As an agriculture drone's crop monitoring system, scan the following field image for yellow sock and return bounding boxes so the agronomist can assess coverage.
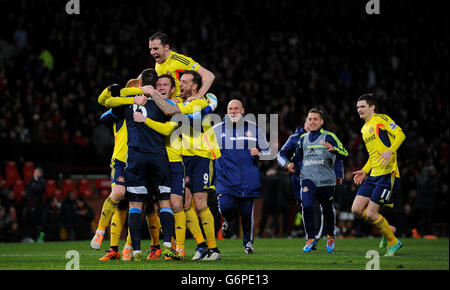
[110,209,127,247]
[126,228,132,248]
[98,196,119,231]
[373,214,398,246]
[360,209,369,222]
[185,207,205,245]
[198,207,217,249]
[146,212,161,246]
[174,209,186,250]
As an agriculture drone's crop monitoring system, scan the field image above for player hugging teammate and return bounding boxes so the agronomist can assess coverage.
[91,32,221,261]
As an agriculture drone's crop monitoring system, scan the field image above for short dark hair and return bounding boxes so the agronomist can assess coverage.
[358,93,377,107]
[308,108,324,120]
[182,70,202,90]
[149,32,170,46]
[141,68,158,87]
[158,73,175,88]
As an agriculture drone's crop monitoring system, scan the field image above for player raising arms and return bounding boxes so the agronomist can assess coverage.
[149,32,215,99]
[351,94,406,257]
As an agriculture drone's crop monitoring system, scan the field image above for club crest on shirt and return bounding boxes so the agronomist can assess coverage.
[369,126,374,133]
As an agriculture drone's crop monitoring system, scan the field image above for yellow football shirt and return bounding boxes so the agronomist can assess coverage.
[112,119,128,163]
[97,87,130,163]
[178,98,221,160]
[361,113,405,177]
[155,51,201,98]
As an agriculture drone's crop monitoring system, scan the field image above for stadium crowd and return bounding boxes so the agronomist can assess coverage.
[0,0,448,242]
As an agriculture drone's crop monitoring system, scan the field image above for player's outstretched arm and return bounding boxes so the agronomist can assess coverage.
[133,112,178,136]
[324,133,349,158]
[98,87,112,106]
[105,96,144,108]
[194,67,215,99]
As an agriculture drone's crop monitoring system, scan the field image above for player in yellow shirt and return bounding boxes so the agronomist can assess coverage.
[90,83,143,253]
[351,94,406,257]
[91,79,165,261]
[142,70,221,260]
[149,32,215,99]
[137,73,219,259]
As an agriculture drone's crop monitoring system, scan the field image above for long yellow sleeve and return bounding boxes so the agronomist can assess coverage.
[389,130,406,153]
[144,119,178,136]
[98,87,112,106]
[105,97,134,108]
[362,159,372,174]
[99,87,143,107]
[120,87,143,96]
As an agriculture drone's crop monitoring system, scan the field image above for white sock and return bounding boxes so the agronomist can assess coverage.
[96,229,105,235]
[133,250,141,256]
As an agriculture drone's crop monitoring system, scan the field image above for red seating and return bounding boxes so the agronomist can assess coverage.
[78,178,94,199]
[22,161,35,185]
[45,179,58,198]
[99,188,110,198]
[80,189,94,199]
[95,178,111,198]
[5,161,20,187]
[62,178,76,197]
[13,179,26,203]
[53,189,64,199]
[95,178,111,190]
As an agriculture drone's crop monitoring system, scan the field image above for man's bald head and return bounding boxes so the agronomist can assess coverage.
[227,99,245,122]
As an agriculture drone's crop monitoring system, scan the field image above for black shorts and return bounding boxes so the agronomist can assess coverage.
[125,148,171,202]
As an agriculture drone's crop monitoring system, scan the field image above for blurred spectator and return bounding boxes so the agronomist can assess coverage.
[335,171,358,237]
[25,167,45,203]
[0,206,21,242]
[73,197,94,240]
[20,196,42,241]
[41,196,62,241]
[61,190,78,240]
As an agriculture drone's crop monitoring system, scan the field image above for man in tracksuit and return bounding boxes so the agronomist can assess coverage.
[278,122,344,240]
[287,108,348,253]
[278,122,324,239]
[213,99,271,254]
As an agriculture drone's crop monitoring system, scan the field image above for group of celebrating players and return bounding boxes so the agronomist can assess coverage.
[89,31,406,262]
[90,32,221,261]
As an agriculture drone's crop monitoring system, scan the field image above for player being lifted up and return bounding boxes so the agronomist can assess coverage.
[149,32,215,99]
[351,94,405,257]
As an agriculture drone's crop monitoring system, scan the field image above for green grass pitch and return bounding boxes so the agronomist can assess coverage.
[0,237,448,270]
